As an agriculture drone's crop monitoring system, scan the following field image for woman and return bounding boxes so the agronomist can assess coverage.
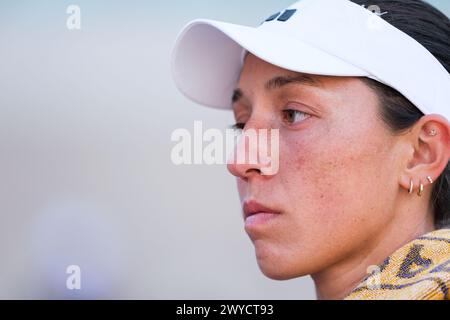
[171,0,450,299]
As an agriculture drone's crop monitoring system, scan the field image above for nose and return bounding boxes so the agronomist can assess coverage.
[226,124,274,179]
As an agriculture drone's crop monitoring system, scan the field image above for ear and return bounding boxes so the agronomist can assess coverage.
[399,114,450,194]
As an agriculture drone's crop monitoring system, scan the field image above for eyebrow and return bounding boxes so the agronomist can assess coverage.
[231,74,322,104]
[265,74,321,90]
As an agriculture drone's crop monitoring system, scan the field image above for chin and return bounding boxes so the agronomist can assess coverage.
[259,266,296,280]
[256,259,311,280]
[253,247,312,280]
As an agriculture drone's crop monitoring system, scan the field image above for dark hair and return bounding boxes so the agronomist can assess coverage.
[351,0,450,228]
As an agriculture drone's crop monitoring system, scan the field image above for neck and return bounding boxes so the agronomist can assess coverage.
[311,198,435,300]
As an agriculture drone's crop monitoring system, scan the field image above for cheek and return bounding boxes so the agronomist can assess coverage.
[279,123,395,232]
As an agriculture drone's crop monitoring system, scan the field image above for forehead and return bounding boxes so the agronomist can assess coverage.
[238,54,326,88]
[239,54,293,79]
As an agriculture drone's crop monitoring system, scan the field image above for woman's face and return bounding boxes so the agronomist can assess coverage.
[227,54,404,279]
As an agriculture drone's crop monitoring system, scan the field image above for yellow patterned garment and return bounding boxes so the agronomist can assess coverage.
[345,229,450,300]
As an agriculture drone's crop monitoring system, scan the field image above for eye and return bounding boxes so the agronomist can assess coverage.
[282,109,311,125]
[230,123,246,130]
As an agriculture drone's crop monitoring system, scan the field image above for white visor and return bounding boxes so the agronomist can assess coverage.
[171,0,450,121]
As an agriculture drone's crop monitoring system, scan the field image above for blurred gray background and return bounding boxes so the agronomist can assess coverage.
[0,0,449,299]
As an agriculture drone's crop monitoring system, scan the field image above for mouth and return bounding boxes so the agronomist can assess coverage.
[243,199,281,228]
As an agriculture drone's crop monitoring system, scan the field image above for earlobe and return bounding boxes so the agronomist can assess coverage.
[402,176,434,197]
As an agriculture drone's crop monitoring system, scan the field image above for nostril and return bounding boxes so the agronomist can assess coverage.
[245,168,262,176]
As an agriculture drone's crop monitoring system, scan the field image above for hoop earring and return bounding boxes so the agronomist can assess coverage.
[408,180,414,194]
[417,182,424,197]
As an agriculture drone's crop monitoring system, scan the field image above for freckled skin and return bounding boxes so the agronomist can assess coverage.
[228,54,404,280]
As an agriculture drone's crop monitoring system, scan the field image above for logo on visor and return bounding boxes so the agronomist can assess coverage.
[262,9,297,24]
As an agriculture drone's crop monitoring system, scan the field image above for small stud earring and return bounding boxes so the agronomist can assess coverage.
[417,182,424,197]
[427,176,434,184]
[408,180,414,194]
[429,129,437,136]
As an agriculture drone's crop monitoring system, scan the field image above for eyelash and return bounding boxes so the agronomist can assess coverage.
[282,109,311,125]
[230,109,311,130]
[230,123,245,130]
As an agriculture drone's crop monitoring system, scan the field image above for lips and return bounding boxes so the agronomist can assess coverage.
[243,200,279,220]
